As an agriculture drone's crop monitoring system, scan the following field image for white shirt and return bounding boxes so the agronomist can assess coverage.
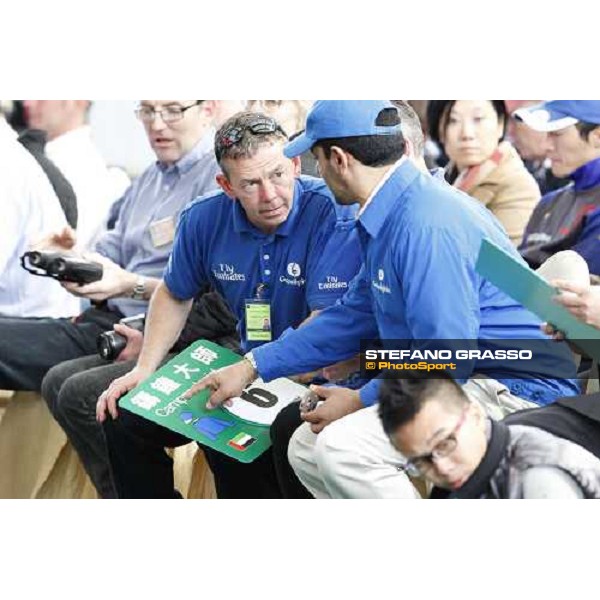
[46,126,130,249]
[0,118,80,318]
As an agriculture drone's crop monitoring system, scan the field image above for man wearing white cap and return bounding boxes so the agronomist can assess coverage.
[514,101,600,276]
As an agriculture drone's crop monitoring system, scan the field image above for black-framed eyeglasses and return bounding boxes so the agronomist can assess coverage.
[135,101,203,124]
[215,116,286,161]
[403,406,468,477]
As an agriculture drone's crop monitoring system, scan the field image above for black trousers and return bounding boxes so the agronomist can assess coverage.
[41,354,136,499]
[270,401,313,498]
[104,408,283,499]
[0,307,121,391]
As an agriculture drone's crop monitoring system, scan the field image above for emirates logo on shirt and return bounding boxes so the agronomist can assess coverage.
[212,263,246,282]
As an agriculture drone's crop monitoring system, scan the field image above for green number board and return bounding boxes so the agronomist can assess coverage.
[119,340,297,463]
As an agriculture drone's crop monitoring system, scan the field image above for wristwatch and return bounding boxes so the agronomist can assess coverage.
[131,276,146,301]
[243,351,258,378]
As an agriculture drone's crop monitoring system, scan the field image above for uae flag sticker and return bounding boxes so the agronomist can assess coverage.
[228,432,257,452]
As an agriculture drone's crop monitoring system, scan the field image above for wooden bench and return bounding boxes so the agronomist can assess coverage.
[0,391,216,499]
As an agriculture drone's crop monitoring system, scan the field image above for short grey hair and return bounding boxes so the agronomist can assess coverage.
[391,100,425,157]
[215,111,288,170]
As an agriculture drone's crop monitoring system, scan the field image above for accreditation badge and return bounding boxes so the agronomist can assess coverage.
[149,216,176,247]
[245,299,272,342]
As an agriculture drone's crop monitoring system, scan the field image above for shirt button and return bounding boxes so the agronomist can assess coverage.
[264,254,270,260]
[265,270,271,276]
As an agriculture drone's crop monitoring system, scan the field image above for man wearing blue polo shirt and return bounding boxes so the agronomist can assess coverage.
[98,111,362,498]
[194,101,579,499]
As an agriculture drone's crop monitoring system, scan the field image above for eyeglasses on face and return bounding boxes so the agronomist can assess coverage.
[135,101,203,124]
[403,405,469,478]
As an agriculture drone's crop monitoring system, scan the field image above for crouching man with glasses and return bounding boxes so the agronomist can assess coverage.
[378,372,600,499]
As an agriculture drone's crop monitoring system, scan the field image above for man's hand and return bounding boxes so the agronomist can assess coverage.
[181,359,256,410]
[301,385,363,434]
[62,252,136,302]
[551,279,600,330]
[542,322,588,357]
[96,366,153,422]
[114,323,144,362]
[542,322,565,341]
[30,225,77,252]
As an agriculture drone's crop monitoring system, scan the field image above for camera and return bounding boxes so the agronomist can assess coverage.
[97,314,146,361]
[298,389,322,413]
[21,251,103,285]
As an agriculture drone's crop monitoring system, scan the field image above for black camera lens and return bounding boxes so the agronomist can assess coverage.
[27,251,44,267]
[97,331,127,361]
[48,258,67,276]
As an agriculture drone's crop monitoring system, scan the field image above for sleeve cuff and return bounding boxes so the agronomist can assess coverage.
[359,378,382,407]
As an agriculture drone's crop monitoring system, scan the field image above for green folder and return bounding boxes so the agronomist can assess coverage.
[119,340,304,463]
[476,239,600,360]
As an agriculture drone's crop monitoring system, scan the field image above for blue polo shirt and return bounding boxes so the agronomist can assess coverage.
[253,160,579,406]
[164,176,361,351]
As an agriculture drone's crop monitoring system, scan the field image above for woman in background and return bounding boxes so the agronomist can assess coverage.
[427,100,539,245]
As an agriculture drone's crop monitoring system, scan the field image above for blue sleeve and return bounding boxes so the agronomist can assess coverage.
[253,266,379,380]
[572,208,600,275]
[94,184,135,264]
[359,378,382,407]
[305,206,362,310]
[163,207,209,300]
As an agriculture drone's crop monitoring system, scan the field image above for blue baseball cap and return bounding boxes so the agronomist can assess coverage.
[513,100,600,132]
[284,100,402,158]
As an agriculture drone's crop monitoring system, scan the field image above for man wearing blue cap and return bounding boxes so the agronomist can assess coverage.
[192,101,579,499]
[97,111,363,498]
[514,101,600,275]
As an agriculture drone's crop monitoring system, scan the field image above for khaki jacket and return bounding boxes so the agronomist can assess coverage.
[451,141,540,245]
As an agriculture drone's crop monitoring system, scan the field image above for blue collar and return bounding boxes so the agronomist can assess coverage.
[232,177,302,238]
[571,156,600,192]
[157,128,215,176]
[358,160,421,239]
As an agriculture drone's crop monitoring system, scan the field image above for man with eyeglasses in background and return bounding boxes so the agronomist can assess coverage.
[0,100,224,497]
[96,111,363,499]
[378,372,600,499]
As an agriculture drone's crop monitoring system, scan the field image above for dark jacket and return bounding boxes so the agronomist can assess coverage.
[519,157,600,275]
[172,288,240,354]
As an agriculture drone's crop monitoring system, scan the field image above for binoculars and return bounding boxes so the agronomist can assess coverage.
[97,314,146,361]
[21,251,103,285]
